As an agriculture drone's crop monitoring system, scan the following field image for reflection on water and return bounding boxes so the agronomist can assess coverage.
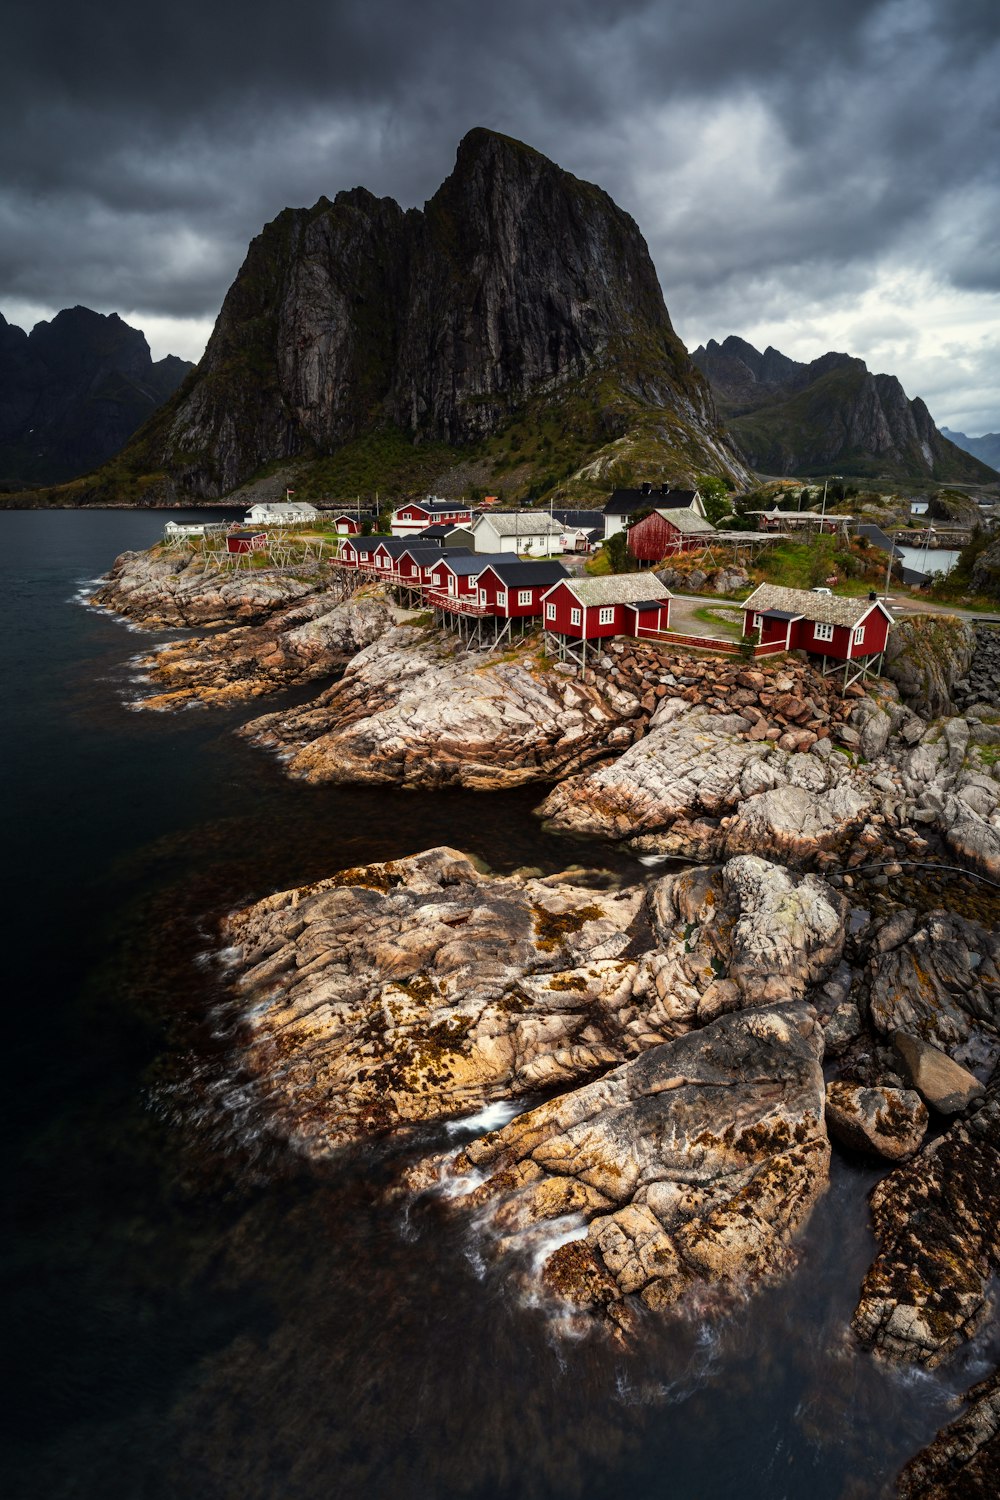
[3,509,994,1500]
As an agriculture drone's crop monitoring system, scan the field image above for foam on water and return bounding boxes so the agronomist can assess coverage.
[445,1099,524,1137]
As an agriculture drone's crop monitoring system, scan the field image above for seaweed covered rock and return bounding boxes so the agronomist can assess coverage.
[897,1369,1000,1499]
[419,1004,829,1329]
[824,1081,927,1160]
[852,1085,1000,1366]
[222,846,647,1153]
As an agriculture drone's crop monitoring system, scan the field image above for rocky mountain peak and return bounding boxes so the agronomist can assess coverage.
[68,131,744,503]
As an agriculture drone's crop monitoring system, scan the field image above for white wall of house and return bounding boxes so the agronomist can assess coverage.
[472,518,555,555]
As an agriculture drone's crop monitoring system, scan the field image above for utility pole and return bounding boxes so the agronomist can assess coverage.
[821,477,828,518]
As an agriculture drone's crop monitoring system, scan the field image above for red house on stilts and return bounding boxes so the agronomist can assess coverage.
[742,584,893,686]
[541,575,672,666]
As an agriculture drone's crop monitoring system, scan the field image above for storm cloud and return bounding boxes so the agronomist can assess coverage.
[3,0,998,430]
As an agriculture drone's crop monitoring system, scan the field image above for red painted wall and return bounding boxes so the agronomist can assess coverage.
[477,569,548,617]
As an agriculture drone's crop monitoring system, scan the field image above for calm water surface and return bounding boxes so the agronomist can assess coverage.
[2,510,994,1499]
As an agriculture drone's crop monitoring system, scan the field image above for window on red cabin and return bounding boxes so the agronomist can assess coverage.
[814,622,834,643]
[498,591,508,609]
[518,589,531,606]
[598,606,615,624]
[853,624,865,644]
[545,603,556,621]
[570,607,582,625]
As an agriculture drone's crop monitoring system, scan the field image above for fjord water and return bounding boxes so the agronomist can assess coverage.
[1,510,988,1499]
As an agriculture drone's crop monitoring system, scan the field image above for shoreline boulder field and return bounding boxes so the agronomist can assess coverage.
[92,542,1000,1489]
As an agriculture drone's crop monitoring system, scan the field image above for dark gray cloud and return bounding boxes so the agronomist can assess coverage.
[2,0,998,428]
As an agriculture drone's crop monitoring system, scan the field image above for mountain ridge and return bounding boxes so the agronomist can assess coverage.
[0,306,193,488]
[16,129,748,507]
[692,334,997,483]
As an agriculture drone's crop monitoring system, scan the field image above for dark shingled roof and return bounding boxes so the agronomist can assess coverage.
[430,553,509,576]
[398,545,472,565]
[604,485,699,514]
[478,560,570,587]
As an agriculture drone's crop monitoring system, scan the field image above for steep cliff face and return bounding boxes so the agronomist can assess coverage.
[59,130,744,502]
[692,335,997,482]
[0,307,192,487]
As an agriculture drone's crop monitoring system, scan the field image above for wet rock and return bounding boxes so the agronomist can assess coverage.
[822,1002,863,1058]
[91,546,323,628]
[222,846,647,1153]
[892,1033,987,1115]
[825,1080,927,1160]
[424,1004,829,1327]
[133,592,393,709]
[897,1368,1000,1499]
[852,1085,1000,1366]
[866,911,1000,1075]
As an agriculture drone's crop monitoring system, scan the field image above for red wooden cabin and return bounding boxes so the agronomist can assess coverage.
[395,545,471,588]
[390,499,474,536]
[742,584,893,660]
[331,514,361,534]
[226,530,267,555]
[541,576,671,641]
[425,554,507,603]
[627,508,716,561]
[475,561,570,618]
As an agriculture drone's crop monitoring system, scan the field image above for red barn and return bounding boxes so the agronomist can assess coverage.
[541,575,671,663]
[476,560,570,619]
[627,507,716,561]
[742,584,893,679]
[331,514,361,534]
[226,530,267,555]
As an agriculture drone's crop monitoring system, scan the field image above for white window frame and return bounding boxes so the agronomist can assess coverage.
[469,575,478,588]
[853,624,865,645]
[753,613,763,629]
[517,589,532,606]
[598,606,615,625]
[814,621,834,643]
[497,591,508,609]
[545,603,556,621]
[570,607,582,626]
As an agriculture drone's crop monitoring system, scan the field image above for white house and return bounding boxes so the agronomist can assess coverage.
[245,501,319,526]
[470,511,563,556]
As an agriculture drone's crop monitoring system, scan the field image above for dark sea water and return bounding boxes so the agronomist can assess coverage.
[2,509,994,1500]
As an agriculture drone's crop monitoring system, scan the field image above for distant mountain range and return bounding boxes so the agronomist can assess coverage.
[940,427,1000,472]
[691,335,998,483]
[13,130,748,507]
[0,307,193,488]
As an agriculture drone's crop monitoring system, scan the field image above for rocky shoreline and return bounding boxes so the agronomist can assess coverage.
[93,542,1000,1489]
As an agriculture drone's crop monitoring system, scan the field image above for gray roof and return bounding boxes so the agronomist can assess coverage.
[653,507,715,535]
[430,553,509,576]
[744,583,890,628]
[555,574,671,607]
[474,512,563,537]
[477,560,570,587]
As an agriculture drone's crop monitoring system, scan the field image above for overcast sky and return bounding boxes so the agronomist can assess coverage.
[3,0,998,432]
